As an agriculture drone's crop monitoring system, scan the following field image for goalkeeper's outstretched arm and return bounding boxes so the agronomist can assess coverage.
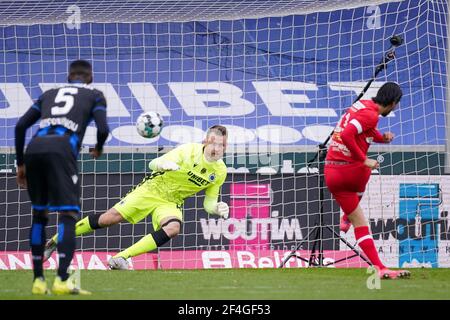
[204,196,229,218]
[203,176,229,218]
[148,144,191,171]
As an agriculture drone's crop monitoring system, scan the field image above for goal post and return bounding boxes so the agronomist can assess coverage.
[1,0,449,270]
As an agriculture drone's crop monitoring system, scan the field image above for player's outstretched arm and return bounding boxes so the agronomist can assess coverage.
[149,158,180,171]
[148,144,191,171]
[204,196,229,219]
[204,171,228,218]
[373,129,394,143]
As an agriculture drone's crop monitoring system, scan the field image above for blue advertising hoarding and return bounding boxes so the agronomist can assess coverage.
[0,0,447,147]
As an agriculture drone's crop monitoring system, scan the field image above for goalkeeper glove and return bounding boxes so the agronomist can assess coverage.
[157,160,180,171]
[215,202,229,219]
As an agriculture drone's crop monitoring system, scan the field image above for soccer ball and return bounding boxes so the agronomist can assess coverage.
[136,111,163,138]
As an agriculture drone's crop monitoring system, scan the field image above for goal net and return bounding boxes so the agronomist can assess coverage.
[1,0,449,270]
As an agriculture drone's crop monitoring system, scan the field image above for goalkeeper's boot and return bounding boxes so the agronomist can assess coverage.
[52,275,92,295]
[31,277,50,295]
[43,238,57,262]
[339,215,352,233]
[378,268,411,279]
[108,256,130,270]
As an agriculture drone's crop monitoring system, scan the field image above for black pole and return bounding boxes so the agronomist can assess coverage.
[308,35,403,165]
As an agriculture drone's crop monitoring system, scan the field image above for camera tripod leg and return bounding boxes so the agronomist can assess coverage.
[324,225,372,266]
[278,225,319,268]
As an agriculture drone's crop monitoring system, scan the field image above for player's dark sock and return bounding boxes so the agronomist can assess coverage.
[63,214,101,240]
[30,214,48,279]
[115,229,172,259]
[57,214,77,281]
[88,213,103,229]
[152,228,171,247]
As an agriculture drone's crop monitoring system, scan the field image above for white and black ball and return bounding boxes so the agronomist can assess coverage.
[136,111,163,138]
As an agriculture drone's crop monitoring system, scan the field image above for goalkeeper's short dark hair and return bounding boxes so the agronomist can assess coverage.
[68,60,93,84]
[372,82,402,107]
[207,125,227,138]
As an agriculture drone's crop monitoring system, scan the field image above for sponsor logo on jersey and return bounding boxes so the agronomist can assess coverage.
[187,171,210,187]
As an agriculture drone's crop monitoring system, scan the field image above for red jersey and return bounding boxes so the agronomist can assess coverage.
[326,99,385,163]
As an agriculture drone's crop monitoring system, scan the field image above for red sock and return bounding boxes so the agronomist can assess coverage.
[354,226,385,269]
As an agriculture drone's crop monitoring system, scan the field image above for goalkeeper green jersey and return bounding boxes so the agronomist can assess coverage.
[145,143,227,205]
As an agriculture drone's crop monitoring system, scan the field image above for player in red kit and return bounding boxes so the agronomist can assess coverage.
[324,82,410,279]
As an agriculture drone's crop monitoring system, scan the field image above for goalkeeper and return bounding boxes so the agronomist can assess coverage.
[44,125,229,270]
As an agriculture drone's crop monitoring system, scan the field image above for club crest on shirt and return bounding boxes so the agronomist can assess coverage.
[201,168,207,174]
[209,173,216,181]
[366,137,374,144]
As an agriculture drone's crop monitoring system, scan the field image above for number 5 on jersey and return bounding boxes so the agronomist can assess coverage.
[51,87,78,115]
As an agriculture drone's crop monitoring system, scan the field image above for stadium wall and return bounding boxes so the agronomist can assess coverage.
[0,151,445,175]
[1,173,450,269]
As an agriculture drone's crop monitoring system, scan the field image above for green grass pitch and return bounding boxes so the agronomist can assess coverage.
[1,268,449,300]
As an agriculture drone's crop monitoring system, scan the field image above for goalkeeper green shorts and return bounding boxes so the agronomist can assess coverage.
[113,182,182,231]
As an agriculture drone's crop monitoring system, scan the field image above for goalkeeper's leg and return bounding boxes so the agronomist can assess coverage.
[44,208,125,261]
[109,204,182,270]
[109,217,181,270]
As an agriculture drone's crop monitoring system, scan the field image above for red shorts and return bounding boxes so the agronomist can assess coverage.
[324,161,372,215]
